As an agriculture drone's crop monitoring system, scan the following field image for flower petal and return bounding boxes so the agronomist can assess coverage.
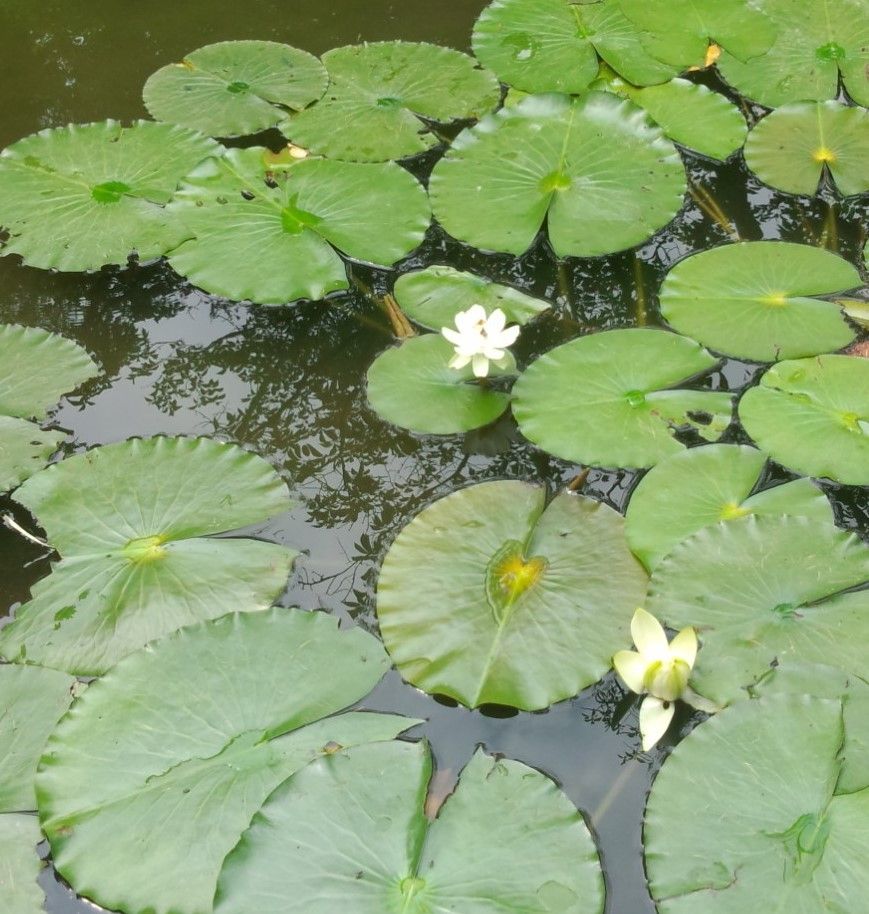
[482,345,506,361]
[472,353,490,378]
[495,324,521,348]
[669,626,698,668]
[449,353,471,369]
[466,304,487,327]
[639,696,675,751]
[613,650,648,695]
[631,608,670,660]
[682,687,720,715]
[441,327,464,346]
[485,308,507,334]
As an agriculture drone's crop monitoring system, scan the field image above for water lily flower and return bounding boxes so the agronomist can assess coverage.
[441,304,520,378]
[613,607,717,751]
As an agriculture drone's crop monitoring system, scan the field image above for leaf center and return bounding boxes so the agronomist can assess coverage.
[122,535,167,563]
[280,195,323,234]
[376,96,403,109]
[91,181,132,203]
[486,540,548,624]
[539,170,572,194]
[624,389,647,408]
[771,812,831,884]
[812,146,837,164]
[719,501,750,521]
[815,42,846,62]
[226,80,251,94]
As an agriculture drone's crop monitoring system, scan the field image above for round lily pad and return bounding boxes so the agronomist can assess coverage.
[430,91,686,258]
[143,40,328,138]
[646,515,869,706]
[366,335,515,435]
[0,417,65,494]
[739,355,869,485]
[167,147,430,304]
[659,242,861,361]
[0,436,295,674]
[513,329,733,469]
[216,741,605,914]
[0,814,44,914]
[377,480,648,709]
[744,101,869,197]
[37,609,414,914]
[282,42,500,162]
[646,694,869,914]
[626,444,833,571]
[0,120,220,271]
[717,0,869,108]
[393,266,551,332]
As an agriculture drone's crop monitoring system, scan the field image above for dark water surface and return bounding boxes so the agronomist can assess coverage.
[1,3,867,914]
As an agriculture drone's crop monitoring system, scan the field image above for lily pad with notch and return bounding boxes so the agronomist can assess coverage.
[281,42,500,162]
[513,328,733,469]
[0,436,296,675]
[377,480,648,709]
[143,40,328,138]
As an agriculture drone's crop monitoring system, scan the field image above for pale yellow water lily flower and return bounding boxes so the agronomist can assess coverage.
[614,607,717,751]
[441,304,520,378]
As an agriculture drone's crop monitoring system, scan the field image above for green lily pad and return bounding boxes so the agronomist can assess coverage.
[646,515,869,706]
[471,0,678,95]
[366,335,516,435]
[430,92,686,258]
[619,0,776,69]
[645,694,869,914]
[143,40,328,138]
[216,741,605,914]
[513,329,733,469]
[626,444,833,571]
[0,417,65,494]
[739,355,869,485]
[281,42,500,162]
[0,436,295,674]
[0,120,220,271]
[717,0,869,108]
[167,147,430,304]
[393,266,551,331]
[659,242,861,361]
[377,480,648,709]
[0,665,77,813]
[0,815,44,914]
[37,608,415,914]
[744,101,869,197]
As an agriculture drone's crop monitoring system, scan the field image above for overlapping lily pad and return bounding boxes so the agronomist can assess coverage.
[429,92,686,258]
[659,242,861,361]
[0,436,295,674]
[645,694,869,913]
[0,815,44,914]
[281,42,500,162]
[744,101,869,197]
[0,120,220,271]
[626,444,832,571]
[393,266,551,331]
[377,480,647,709]
[646,515,869,706]
[366,335,516,435]
[37,609,415,914]
[167,147,430,304]
[717,0,869,108]
[739,355,869,485]
[143,40,328,137]
[513,329,732,469]
[215,741,605,914]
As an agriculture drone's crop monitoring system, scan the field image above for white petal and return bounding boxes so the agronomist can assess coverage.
[494,324,521,348]
[485,308,507,334]
[466,304,488,327]
[613,650,648,695]
[682,687,720,715]
[441,327,464,346]
[669,626,698,668]
[454,308,476,334]
[472,354,490,378]
[482,345,506,361]
[449,353,471,369]
[631,608,670,660]
[639,696,675,751]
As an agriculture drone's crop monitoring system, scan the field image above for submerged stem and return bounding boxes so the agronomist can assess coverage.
[2,513,51,548]
[688,183,739,240]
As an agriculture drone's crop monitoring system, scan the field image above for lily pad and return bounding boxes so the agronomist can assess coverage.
[626,444,833,571]
[0,120,220,271]
[366,335,515,435]
[216,741,605,914]
[658,242,861,361]
[717,0,869,108]
[143,40,328,138]
[0,417,65,494]
[167,147,430,304]
[37,609,415,914]
[393,266,551,331]
[471,0,677,95]
[281,42,500,162]
[743,101,869,197]
[646,515,869,706]
[0,665,76,813]
[513,329,733,469]
[377,480,648,709]
[430,92,686,258]
[739,355,869,485]
[0,815,44,914]
[645,694,869,913]
[0,436,295,674]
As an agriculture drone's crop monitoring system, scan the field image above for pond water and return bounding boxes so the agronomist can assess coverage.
[1,3,867,914]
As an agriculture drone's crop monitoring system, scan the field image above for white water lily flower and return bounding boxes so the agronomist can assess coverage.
[441,304,520,378]
[613,608,717,752]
